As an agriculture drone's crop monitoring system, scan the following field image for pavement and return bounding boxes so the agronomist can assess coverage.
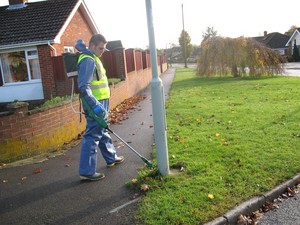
[0,66,299,225]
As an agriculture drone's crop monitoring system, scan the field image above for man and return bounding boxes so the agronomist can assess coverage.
[75,34,124,181]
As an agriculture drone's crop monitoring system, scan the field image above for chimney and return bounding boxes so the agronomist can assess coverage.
[9,0,28,5]
[264,31,268,37]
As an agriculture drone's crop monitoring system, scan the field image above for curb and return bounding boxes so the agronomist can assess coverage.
[203,173,300,225]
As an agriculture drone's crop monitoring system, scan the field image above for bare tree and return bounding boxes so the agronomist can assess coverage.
[197,37,286,77]
[284,25,297,36]
[202,27,218,43]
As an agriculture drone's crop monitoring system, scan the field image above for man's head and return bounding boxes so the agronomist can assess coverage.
[89,34,107,57]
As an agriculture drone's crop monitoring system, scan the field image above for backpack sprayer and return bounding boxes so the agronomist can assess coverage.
[63,53,153,169]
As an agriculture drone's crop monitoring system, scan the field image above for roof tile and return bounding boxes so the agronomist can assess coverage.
[0,0,79,46]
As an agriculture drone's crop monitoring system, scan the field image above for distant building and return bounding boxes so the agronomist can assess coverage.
[285,28,300,55]
[187,47,201,63]
[165,46,201,63]
[252,31,290,56]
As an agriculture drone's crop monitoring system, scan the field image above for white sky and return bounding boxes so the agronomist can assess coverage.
[1,0,299,49]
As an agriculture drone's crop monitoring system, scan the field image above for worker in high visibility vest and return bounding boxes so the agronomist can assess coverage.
[75,35,124,181]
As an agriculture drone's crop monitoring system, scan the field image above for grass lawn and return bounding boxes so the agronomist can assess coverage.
[136,68,300,224]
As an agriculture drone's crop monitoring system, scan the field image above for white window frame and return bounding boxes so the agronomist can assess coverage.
[64,46,75,53]
[0,47,41,86]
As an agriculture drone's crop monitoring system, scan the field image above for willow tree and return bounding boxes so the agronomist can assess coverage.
[197,37,286,77]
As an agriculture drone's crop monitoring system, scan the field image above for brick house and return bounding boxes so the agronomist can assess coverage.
[0,0,97,102]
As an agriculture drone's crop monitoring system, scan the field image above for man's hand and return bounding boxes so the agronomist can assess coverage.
[93,104,107,119]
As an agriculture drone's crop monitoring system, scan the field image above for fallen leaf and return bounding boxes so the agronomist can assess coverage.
[130,193,140,199]
[34,168,41,174]
[208,194,215,199]
[180,139,185,143]
[216,133,220,137]
[282,193,288,199]
[179,196,185,203]
[144,176,151,181]
[131,178,138,184]
[140,184,150,192]
[237,215,248,225]
[287,187,296,197]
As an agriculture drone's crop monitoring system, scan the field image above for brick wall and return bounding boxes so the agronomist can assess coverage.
[0,100,86,163]
[109,67,153,109]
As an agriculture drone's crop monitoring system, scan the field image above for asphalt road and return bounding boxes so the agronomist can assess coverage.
[259,190,300,225]
[283,62,300,77]
[0,69,175,225]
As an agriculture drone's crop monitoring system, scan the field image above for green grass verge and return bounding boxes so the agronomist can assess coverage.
[108,78,122,85]
[34,95,72,109]
[136,68,300,224]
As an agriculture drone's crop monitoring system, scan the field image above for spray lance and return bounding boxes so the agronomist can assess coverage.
[80,97,153,168]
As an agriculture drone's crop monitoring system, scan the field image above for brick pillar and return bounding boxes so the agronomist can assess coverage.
[38,45,56,100]
[113,48,127,80]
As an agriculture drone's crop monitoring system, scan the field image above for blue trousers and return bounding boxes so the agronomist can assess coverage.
[79,99,116,176]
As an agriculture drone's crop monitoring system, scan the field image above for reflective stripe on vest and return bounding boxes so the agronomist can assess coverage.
[78,54,110,100]
[90,83,109,90]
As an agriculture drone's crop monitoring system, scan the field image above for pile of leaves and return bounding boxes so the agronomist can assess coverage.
[109,95,146,124]
[237,183,300,225]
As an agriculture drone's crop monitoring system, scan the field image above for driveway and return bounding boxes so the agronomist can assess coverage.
[283,62,300,77]
[172,62,300,77]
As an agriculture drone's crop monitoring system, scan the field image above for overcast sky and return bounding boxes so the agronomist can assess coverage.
[1,0,299,49]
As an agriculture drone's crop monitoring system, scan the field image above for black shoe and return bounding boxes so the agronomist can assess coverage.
[107,156,125,167]
[80,172,105,181]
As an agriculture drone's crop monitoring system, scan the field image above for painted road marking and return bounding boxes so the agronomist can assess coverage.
[109,197,141,213]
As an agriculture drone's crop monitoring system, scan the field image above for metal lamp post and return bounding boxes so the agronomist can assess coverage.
[182,4,187,68]
[145,0,169,175]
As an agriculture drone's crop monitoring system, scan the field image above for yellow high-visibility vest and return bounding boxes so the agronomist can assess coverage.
[78,54,110,100]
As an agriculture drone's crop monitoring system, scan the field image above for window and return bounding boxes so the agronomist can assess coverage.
[64,46,75,53]
[0,48,41,84]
